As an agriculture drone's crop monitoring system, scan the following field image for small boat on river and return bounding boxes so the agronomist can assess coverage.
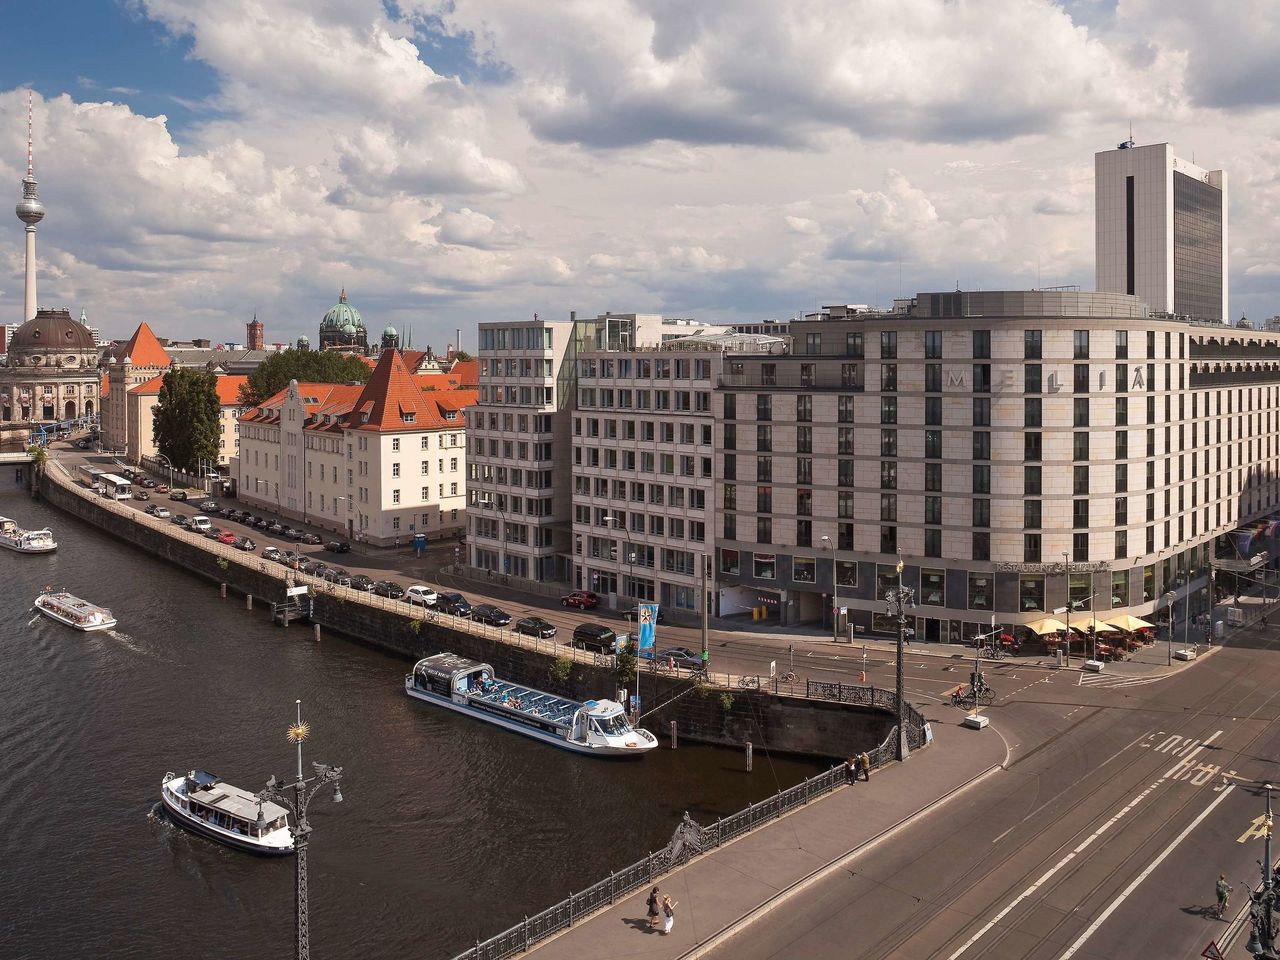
[33,591,116,632]
[0,517,57,553]
[406,652,658,756]
[161,770,293,856]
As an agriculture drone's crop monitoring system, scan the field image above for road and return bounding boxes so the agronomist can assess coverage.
[705,625,1280,960]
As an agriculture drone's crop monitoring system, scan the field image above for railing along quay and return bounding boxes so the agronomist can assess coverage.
[451,725,901,960]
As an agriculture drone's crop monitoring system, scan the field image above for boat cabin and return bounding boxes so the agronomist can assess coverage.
[176,771,289,839]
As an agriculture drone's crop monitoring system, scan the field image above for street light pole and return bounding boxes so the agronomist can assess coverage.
[884,584,914,761]
[1247,782,1276,959]
[821,535,838,643]
[1161,591,1175,666]
[701,551,710,671]
[256,700,343,960]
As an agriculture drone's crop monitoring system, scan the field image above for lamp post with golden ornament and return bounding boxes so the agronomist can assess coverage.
[255,700,343,960]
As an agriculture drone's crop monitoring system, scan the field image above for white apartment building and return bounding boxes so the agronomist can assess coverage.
[127,373,247,467]
[236,349,473,545]
[1096,140,1228,322]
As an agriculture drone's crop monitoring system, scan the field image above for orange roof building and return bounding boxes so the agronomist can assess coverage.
[124,371,250,467]
[101,321,173,454]
[236,349,475,546]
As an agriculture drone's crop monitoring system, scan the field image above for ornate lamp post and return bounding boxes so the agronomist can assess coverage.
[256,700,344,960]
[884,583,914,761]
[1247,782,1277,959]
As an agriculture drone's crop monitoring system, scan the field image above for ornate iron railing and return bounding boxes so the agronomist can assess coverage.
[451,726,900,960]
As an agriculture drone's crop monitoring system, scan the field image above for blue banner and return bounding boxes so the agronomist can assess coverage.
[637,603,659,655]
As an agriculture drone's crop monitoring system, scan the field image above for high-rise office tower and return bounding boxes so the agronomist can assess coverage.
[1095,140,1228,322]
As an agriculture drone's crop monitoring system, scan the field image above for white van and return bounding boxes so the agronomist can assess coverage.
[190,515,212,534]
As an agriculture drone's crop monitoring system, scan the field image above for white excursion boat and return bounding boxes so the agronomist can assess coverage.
[0,517,57,553]
[161,770,294,856]
[32,591,117,632]
[406,653,658,756]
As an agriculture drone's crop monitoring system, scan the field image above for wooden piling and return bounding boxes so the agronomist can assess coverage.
[745,740,753,772]
[246,594,253,610]
[220,583,227,599]
[313,623,321,643]
[669,720,678,749]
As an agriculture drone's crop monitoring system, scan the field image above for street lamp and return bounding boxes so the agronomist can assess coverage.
[1160,590,1176,666]
[1246,782,1277,959]
[884,584,914,761]
[256,700,343,960]
[153,452,175,492]
[334,495,353,539]
[821,535,840,643]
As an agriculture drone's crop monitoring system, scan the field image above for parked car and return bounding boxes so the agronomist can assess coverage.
[145,504,171,519]
[299,532,322,545]
[262,546,282,562]
[216,530,237,545]
[515,616,558,639]
[205,526,225,540]
[155,483,169,493]
[75,439,90,449]
[233,536,256,551]
[169,490,189,501]
[190,516,212,534]
[253,516,270,529]
[142,478,157,489]
[198,500,218,512]
[278,550,300,568]
[133,490,150,501]
[282,527,302,540]
[471,603,512,627]
[325,540,351,553]
[571,622,617,653]
[561,591,601,609]
[323,567,352,586]
[655,647,702,669]
[299,558,327,576]
[172,515,192,529]
[267,521,285,535]
[348,574,376,592]
[372,580,405,599]
[404,585,438,606]
[437,592,472,617]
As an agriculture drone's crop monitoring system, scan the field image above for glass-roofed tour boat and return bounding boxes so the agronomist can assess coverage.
[0,516,57,553]
[406,653,658,756]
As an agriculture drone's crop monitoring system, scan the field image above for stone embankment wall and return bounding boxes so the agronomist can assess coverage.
[39,465,891,758]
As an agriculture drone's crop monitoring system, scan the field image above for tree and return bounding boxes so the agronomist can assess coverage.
[239,349,371,406]
[25,443,48,475]
[452,350,472,362]
[152,368,221,473]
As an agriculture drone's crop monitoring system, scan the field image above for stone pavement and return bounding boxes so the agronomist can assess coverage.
[520,710,1008,960]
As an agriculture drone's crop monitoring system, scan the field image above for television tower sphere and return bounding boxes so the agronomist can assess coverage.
[16,178,44,226]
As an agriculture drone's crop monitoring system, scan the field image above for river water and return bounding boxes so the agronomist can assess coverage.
[0,491,826,959]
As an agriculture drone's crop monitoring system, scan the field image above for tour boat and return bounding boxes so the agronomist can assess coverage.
[0,517,57,554]
[406,653,658,756]
[32,591,116,632]
[161,770,294,856]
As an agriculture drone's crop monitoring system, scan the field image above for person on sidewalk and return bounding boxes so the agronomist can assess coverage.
[858,750,871,781]
[661,895,678,935]
[646,886,661,929]
[846,756,858,784]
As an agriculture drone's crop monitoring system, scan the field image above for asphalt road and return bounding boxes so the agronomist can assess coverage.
[705,627,1280,960]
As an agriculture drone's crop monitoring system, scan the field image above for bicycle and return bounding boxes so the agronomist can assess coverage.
[737,675,761,689]
[776,670,798,684]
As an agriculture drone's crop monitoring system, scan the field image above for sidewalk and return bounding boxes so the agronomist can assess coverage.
[521,713,1008,960]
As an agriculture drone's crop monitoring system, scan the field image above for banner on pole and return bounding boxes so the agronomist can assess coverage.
[637,603,659,654]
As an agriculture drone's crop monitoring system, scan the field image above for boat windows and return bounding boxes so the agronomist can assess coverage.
[594,714,631,736]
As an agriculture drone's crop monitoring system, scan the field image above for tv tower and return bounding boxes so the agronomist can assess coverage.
[15,90,45,322]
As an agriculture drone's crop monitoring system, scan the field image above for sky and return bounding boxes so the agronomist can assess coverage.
[1,0,1279,349]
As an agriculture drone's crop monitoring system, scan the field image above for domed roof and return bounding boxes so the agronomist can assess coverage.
[383,325,397,337]
[342,322,357,336]
[321,288,364,331]
[8,308,96,356]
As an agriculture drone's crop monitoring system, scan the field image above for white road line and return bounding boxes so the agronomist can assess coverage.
[945,729,1223,960]
[1055,784,1236,959]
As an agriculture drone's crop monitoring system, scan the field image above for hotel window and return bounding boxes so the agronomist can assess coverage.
[881,429,898,457]
[839,459,856,485]
[1073,432,1089,460]
[1074,363,1090,393]
[757,486,772,514]
[973,464,991,494]
[1116,397,1128,426]
[880,526,897,554]
[1073,532,1089,563]
[1025,465,1042,495]
[753,553,776,578]
[1074,398,1090,427]
[880,461,897,489]
[838,523,855,550]
[925,430,942,458]
[1116,364,1128,393]
[723,453,736,480]
[925,363,942,392]
[1115,431,1128,459]
[924,330,943,358]
[924,528,942,558]
[797,521,812,548]
[846,331,864,358]
[841,363,860,388]
[881,397,897,424]
[797,427,812,454]
[796,395,812,422]
[1024,330,1042,359]
[756,394,772,421]
[920,569,945,606]
[1116,462,1128,492]
[925,396,942,425]
[800,363,816,386]
[973,431,991,460]
[756,425,772,452]
[797,489,812,516]
[723,393,736,419]
[724,483,737,510]
[720,549,740,575]
[1024,398,1042,427]
[1025,364,1042,394]
[838,428,855,455]
[837,560,858,587]
[1019,574,1045,609]
[925,462,942,491]
[882,364,898,392]
[1073,499,1089,528]
[1024,500,1041,528]
[972,330,991,359]
[880,331,897,359]
[880,493,897,522]
[973,398,991,426]
[973,364,991,392]
[1073,465,1089,495]
[968,573,993,610]
[1074,330,1090,359]
[723,423,737,450]
[1115,330,1129,359]
[972,498,990,527]
[972,532,990,561]
[761,364,776,386]
[805,333,822,355]
[838,396,855,422]
[1115,496,1128,524]
[925,496,942,524]
[723,514,736,539]
[756,457,772,482]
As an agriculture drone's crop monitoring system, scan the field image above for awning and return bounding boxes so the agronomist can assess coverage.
[1214,552,1269,573]
[1024,617,1069,635]
[1108,614,1155,632]
[1068,614,1120,633]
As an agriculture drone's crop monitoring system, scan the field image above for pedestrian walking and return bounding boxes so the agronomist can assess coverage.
[661,895,678,935]
[1216,875,1232,919]
[646,886,661,929]
[858,750,871,781]
[845,756,857,784]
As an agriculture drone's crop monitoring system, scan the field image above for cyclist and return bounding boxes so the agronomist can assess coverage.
[1216,874,1231,919]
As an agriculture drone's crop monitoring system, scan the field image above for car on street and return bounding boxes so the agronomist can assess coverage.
[267,521,286,535]
[470,603,512,626]
[262,546,282,562]
[278,550,300,568]
[372,580,405,599]
[133,490,150,501]
[570,622,618,653]
[283,527,302,540]
[325,540,351,553]
[323,567,352,586]
[216,530,237,545]
[404,585,438,606]
[515,616,557,639]
[145,504,171,519]
[437,592,472,617]
[199,500,219,512]
[190,516,213,534]
[652,646,702,670]
[75,439,90,449]
[169,490,189,501]
[142,478,157,488]
[347,574,376,592]
[233,536,256,551]
[155,483,169,493]
[204,526,225,540]
[299,532,322,545]
[253,516,270,529]
[298,558,327,575]
[171,515,191,528]
[560,591,601,609]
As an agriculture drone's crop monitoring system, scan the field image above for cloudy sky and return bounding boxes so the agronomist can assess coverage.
[1,0,1278,348]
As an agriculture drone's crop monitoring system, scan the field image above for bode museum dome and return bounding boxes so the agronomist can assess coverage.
[1,307,100,423]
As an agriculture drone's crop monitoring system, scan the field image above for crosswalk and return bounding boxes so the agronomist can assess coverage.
[1078,672,1165,689]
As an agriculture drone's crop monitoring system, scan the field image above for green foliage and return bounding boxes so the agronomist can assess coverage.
[25,444,48,471]
[615,650,637,685]
[239,349,372,406]
[452,350,473,362]
[152,368,220,473]
[216,557,229,570]
[409,617,422,634]
[719,692,734,711]
[550,656,573,683]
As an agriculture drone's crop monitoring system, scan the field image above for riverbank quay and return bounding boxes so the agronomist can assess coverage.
[463,715,1006,960]
[36,458,911,758]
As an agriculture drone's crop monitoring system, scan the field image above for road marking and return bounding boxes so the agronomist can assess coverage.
[1237,813,1273,844]
[1055,784,1236,959]
[946,729,1222,960]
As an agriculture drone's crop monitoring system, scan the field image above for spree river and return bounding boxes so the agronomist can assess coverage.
[0,491,825,959]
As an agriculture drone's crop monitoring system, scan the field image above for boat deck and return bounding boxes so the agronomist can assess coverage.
[469,681,578,728]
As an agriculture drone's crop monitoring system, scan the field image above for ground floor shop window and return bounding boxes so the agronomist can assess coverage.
[1143,565,1155,602]
[721,549,740,576]
[968,573,992,611]
[920,569,945,606]
[793,557,815,583]
[876,564,900,600]
[753,553,776,580]
[871,612,898,635]
[1069,573,1090,608]
[1019,576,1044,612]
[1111,571,1129,607]
[836,560,858,588]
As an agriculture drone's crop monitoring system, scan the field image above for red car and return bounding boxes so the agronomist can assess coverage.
[561,591,600,609]
[156,483,169,493]
[216,530,237,545]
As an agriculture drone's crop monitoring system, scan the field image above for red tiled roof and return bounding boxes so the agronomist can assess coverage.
[346,349,475,432]
[120,322,171,368]
[127,373,247,408]
[128,374,166,396]
[238,381,364,426]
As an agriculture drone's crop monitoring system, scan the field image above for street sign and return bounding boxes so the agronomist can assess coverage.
[1202,941,1224,960]
[769,660,777,677]
[285,586,309,597]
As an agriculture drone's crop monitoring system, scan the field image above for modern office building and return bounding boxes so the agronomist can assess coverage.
[714,289,1280,639]
[1096,140,1228,322]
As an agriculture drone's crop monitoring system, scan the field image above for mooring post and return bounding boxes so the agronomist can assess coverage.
[313,623,321,643]
[670,720,678,749]
[746,740,753,772]
[220,583,227,599]
[246,594,252,610]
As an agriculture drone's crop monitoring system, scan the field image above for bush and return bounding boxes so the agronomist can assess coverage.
[615,650,637,685]
[719,692,734,711]
[550,656,573,683]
